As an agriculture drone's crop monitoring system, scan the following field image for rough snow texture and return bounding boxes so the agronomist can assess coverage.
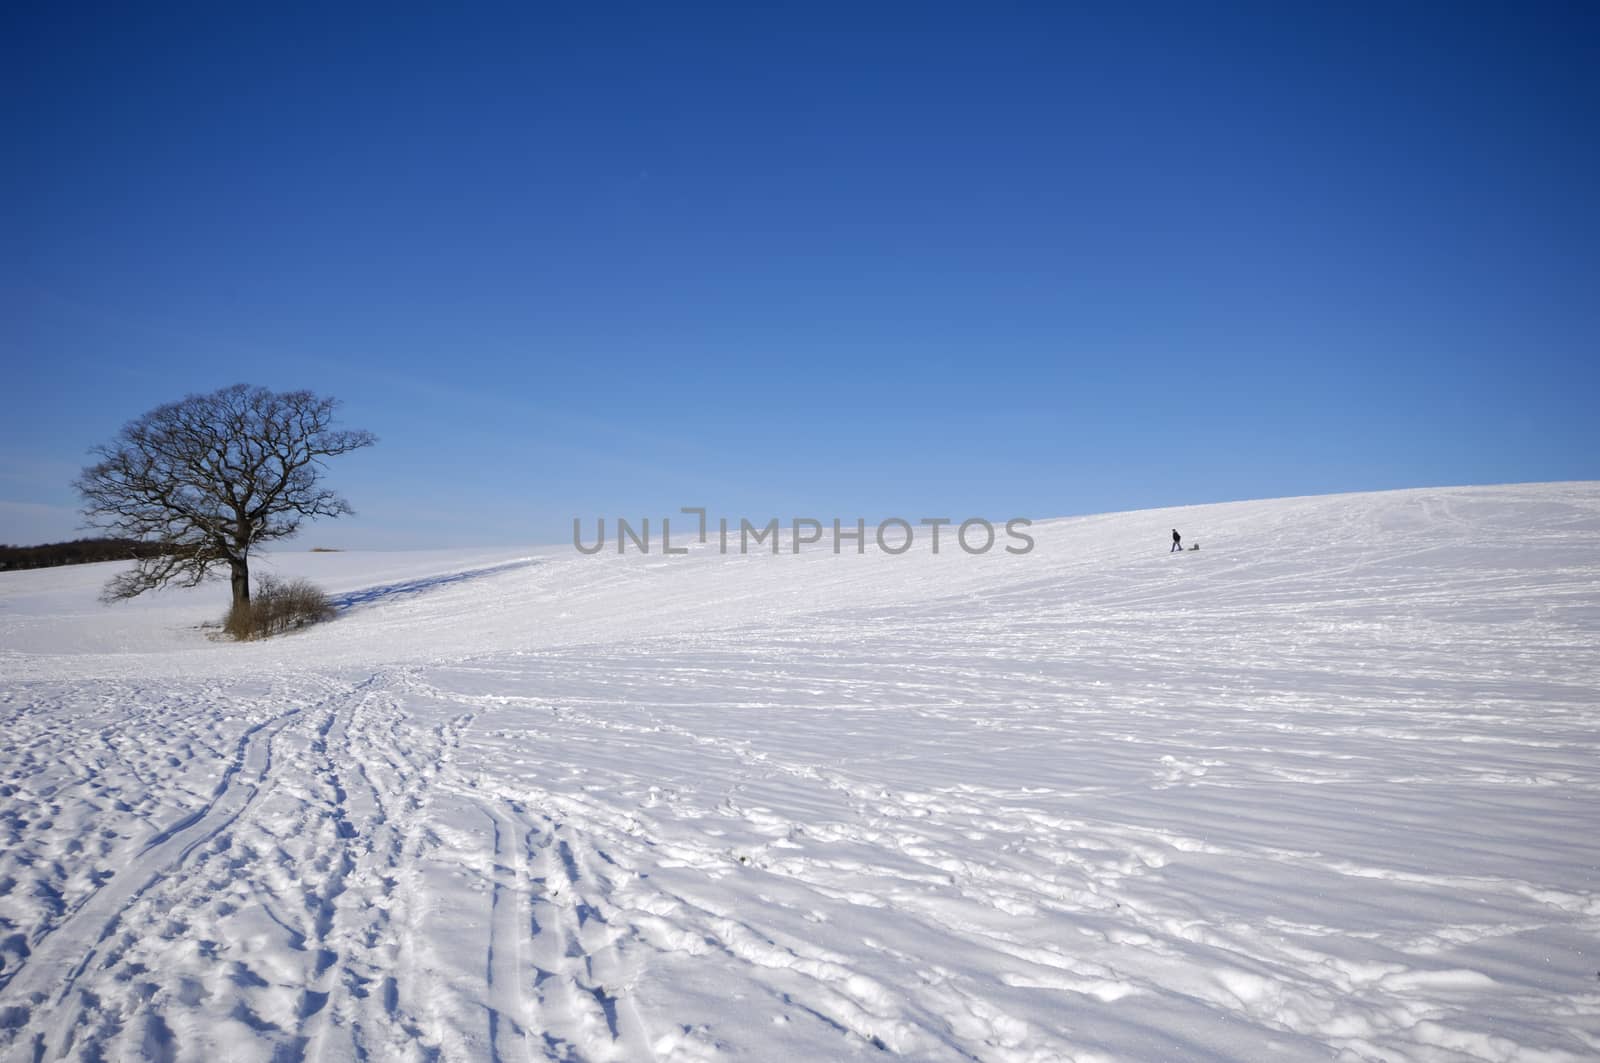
[1,484,1598,1062]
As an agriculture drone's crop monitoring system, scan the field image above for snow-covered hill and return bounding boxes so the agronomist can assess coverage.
[2,483,1598,1062]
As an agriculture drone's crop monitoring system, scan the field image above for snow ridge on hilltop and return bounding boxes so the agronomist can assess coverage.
[2,482,1598,1062]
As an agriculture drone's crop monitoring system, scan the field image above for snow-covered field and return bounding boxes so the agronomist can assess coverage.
[2,484,1598,1063]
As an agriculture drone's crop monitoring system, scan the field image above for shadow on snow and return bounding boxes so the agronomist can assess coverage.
[332,559,540,613]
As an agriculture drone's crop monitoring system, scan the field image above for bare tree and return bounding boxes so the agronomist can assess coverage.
[76,385,376,607]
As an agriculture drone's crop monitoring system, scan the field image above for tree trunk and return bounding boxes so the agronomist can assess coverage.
[230,559,250,608]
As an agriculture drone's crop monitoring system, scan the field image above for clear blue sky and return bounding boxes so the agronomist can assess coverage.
[4,2,1596,548]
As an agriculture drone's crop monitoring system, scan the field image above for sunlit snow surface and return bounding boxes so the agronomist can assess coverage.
[2,484,1598,1062]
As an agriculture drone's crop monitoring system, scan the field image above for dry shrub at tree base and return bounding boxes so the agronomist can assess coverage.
[224,576,337,640]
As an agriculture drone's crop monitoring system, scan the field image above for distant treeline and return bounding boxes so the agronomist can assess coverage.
[0,538,183,572]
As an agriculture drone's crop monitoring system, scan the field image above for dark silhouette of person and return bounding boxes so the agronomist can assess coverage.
[1171,528,1182,553]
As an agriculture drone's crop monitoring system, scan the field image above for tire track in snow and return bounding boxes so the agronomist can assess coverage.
[354,695,491,1062]
[391,678,661,1058]
[485,804,535,1063]
[11,696,314,1061]
[262,667,444,1063]
[295,680,379,1063]
[0,681,320,1000]
[4,673,402,1063]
